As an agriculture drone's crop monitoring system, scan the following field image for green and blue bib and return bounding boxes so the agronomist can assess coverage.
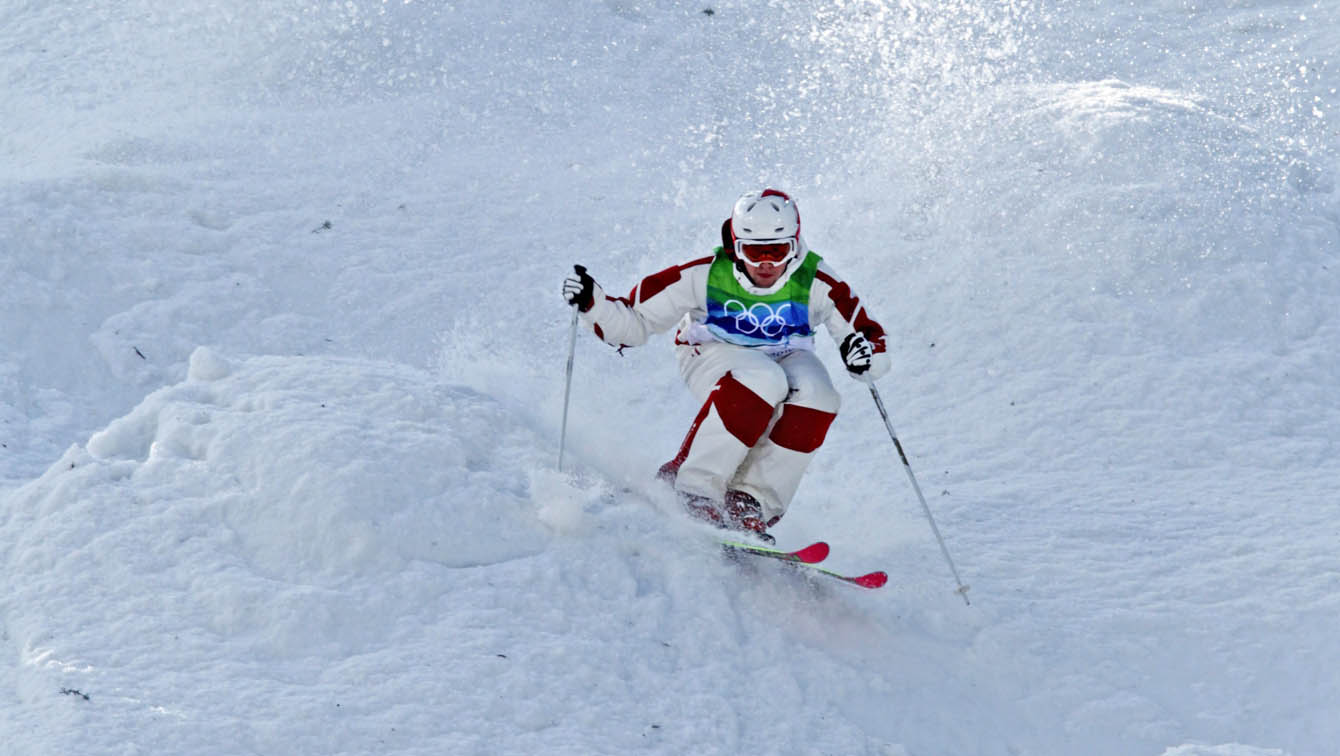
[703,247,822,351]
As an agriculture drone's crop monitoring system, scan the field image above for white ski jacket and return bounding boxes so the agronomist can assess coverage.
[579,249,889,366]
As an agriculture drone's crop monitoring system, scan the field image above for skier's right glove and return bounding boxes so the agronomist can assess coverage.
[562,264,601,312]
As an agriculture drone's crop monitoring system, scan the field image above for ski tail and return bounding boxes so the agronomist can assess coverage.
[821,568,888,589]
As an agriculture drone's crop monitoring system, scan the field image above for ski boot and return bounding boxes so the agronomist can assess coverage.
[676,490,776,545]
[724,490,779,544]
[657,461,776,544]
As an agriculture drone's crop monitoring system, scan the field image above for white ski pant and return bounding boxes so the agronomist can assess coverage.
[666,342,840,523]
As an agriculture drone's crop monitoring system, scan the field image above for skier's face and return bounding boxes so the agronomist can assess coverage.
[743,259,787,287]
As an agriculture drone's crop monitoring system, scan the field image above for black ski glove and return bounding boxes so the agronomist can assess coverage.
[562,264,598,312]
[840,332,875,376]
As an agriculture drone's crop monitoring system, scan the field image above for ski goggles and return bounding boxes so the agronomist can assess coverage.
[735,238,797,265]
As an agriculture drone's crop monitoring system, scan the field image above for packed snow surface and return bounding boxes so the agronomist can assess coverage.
[2,1,1338,754]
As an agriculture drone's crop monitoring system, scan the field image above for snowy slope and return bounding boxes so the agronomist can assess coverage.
[2,1,1338,754]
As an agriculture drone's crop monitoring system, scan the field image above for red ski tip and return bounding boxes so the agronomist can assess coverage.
[850,571,888,589]
[793,541,830,564]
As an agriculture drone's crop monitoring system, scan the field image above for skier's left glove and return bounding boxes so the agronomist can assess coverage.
[840,332,890,383]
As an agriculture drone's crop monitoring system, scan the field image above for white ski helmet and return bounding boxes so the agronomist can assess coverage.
[728,188,801,267]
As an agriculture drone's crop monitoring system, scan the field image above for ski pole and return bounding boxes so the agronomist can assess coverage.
[869,385,971,605]
[558,303,580,471]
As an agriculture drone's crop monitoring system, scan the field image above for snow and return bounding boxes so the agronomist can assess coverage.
[2,0,1338,754]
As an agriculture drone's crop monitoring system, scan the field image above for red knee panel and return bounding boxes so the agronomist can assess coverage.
[713,371,775,447]
[769,404,836,453]
[662,371,775,474]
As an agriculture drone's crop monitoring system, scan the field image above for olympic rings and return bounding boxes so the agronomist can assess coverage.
[721,299,794,338]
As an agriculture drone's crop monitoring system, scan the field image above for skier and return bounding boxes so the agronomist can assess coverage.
[562,188,890,541]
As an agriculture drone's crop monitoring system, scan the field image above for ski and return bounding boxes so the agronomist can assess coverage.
[721,539,830,564]
[722,540,888,589]
[801,564,888,589]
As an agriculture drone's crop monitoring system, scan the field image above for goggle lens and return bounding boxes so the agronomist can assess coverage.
[737,240,795,264]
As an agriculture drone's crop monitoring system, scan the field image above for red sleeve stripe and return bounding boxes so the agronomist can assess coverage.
[816,270,887,351]
[628,255,715,303]
[815,270,856,318]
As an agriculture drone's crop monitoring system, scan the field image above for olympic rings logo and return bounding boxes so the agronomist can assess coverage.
[721,299,795,338]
